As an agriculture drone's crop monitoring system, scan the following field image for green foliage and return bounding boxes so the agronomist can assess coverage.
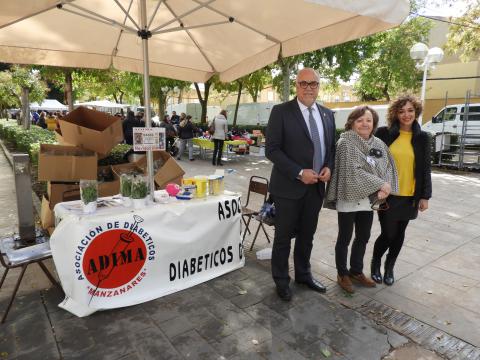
[11,66,48,104]
[272,55,301,102]
[120,174,132,197]
[98,144,132,166]
[150,77,191,116]
[0,119,55,163]
[80,182,98,205]
[243,68,272,102]
[444,2,480,62]
[131,177,148,199]
[302,38,377,90]
[354,17,433,101]
[0,72,18,117]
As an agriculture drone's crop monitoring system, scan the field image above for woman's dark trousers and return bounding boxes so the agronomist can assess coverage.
[335,211,373,276]
[372,211,410,265]
[212,139,224,165]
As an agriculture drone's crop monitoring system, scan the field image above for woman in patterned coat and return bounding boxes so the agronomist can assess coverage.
[325,106,398,294]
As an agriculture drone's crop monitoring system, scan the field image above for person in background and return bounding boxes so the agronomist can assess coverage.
[325,106,398,294]
[265,68,336,301]
[177,114,195,161]
[122,110,143,145]
[210,110,228,166]
[37,111,47,129]
[160,115,177,153]
[135,112,145,125]
[32,110,40,124]
[170,111,180,125]
[371,95,432,286]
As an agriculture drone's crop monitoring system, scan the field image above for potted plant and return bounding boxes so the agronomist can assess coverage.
[120,173,133,207]
[131,175,148,208]
[80,179,98,214]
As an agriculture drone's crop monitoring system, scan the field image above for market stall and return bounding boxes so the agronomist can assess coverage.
[193,138,250,160]
[50,191,244,317]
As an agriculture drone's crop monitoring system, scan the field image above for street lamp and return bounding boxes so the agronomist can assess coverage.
[410,42,444,122]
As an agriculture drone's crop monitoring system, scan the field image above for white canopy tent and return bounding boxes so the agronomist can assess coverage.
[29,99,68,112]
[74,100,130,114]
[0,0,410,198]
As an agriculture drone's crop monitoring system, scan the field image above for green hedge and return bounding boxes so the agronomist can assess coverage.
[0,119,131,166]
[0,119,56,163]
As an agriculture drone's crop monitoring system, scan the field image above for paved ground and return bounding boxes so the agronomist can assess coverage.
[0,146,478,359]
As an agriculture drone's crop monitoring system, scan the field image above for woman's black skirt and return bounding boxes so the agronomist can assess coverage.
[382,195,418,221]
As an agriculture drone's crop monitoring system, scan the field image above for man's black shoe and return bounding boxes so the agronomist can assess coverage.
[276,286,292,301]
[295,277,327,293]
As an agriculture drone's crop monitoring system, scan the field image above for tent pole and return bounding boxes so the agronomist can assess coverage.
[139,0,155,202]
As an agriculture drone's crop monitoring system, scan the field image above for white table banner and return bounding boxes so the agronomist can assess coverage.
[50,194,245,316]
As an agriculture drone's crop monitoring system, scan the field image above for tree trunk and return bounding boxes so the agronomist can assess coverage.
[281,64,291,102]
[252,89,258,103]
[64,69,73,112]
[383,83,390,102]
[177,89,183,103]
[194,81,211,124]
[233,81,243,127]
[21,87,30,130]
[158,89,167,117]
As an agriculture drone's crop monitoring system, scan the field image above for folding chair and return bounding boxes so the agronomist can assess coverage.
[241,176,272,250]
[0,238,59,323]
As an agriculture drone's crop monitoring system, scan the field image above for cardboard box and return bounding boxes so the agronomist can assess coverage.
[47,182,80,209]
[58,106,124,155]
[41,196,55,229]
[111,163,144,179]
[134,151,185,189]
[97,165,120,197]
[54,129,72,146]
[38,144,97,181]
[47,166,120,206]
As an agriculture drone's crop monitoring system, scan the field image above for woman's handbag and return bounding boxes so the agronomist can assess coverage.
[208,118,216,135]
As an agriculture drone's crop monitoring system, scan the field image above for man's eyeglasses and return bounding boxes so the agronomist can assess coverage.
[371,199,389,211]
[297,81,319,89]
[369,148,383,158]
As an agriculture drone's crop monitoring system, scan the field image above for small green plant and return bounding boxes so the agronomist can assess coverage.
[80,180,98,205]
[120,174,132,197]
[131,176,148,199]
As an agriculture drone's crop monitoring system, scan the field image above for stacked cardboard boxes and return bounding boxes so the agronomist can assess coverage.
[39,107,185,231]
[39,107,123,230]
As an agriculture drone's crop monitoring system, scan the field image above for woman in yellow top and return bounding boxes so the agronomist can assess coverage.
[371,95,432,286]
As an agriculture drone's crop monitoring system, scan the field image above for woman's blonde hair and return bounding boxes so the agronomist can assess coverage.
[387,95,422,128]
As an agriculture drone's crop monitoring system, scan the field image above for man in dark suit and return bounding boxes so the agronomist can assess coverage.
[266,68,336,301]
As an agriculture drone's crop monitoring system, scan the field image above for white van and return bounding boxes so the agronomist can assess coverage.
[422,104,480,143]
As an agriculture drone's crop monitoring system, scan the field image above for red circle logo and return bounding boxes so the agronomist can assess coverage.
[82,229,147,289]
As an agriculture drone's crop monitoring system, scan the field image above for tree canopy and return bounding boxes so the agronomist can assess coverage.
[444,2,480,62]
[354,16,433,101]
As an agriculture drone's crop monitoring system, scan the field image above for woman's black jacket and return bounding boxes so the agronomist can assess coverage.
[375,121,432,202]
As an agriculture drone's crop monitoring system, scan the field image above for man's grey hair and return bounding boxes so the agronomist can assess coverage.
[296,67,320,82]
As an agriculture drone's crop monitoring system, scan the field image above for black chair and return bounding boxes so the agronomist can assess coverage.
[241,176,273,250]
[0,239,59,323]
